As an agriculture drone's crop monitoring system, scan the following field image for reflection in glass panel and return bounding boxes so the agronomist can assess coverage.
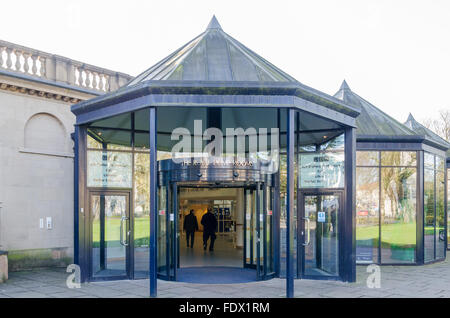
[157,184,167,275]
[90,113,131,129]
[88,128,132,151]
[424,167,435,262]
[134,108,150,131]
[134,132,150,151]
[356,151,379,166]
[134,153,150,278]
[436,156,445,172]
[265,186,274,274]
[381,151,416,167]
[448,168,450,249]
[380,167,416,264]
[424,152,435,169]
[87,134,102,149]
[356,167,379,264]
[436,172,445,259]
[319,134,344,151]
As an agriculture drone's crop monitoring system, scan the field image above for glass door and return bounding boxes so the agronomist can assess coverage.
[90,192,131,280]
[157,179,177,281]
[244,183,274,280]
[298,191,342,279]
[244,187,256,269]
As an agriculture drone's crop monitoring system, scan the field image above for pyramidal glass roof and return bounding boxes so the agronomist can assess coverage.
[333,80,415,137]
[404,113,450,151]
[127,16,298,85]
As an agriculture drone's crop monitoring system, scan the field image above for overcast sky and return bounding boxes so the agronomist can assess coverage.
[1,0,449,124]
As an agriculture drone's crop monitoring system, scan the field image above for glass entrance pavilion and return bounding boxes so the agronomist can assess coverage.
[71,17,358,297]
[71,17,449,297]
[334,81,449,265]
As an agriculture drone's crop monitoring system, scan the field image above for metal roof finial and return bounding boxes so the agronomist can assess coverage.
[340,79,351,91]
[206,15,222,30]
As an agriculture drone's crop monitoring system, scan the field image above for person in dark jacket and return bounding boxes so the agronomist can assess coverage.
[183,209,198,248]
[201,208,218,251]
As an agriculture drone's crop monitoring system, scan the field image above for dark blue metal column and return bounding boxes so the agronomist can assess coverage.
[75,125,88,282]
[286,109,295,298]
[344,127,356,282]
[73,126,79,266]
[149,107,157,297]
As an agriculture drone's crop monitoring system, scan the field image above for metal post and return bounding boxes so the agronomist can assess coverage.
[344,127,356,282]
[73,126,79,266]
[149,107,157,297]
[286,109,295,298]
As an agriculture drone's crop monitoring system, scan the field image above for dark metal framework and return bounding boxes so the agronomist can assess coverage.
[73,88,358,297]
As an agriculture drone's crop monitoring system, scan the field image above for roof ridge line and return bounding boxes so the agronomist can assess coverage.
[348,90,416,135]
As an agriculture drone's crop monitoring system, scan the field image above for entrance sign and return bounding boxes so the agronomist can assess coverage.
[87,151,132,188]
[299,153,344,188]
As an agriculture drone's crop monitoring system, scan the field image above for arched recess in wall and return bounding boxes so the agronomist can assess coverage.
[24,113,67,153]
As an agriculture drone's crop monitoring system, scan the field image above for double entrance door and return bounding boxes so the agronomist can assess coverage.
[297,190,343,279]
[157,182,275,281]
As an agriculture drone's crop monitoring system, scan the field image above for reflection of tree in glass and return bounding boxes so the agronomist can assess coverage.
[382,167,415,224]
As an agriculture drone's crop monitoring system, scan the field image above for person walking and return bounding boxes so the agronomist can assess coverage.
[201,208,218,251]
[183,209,198,248]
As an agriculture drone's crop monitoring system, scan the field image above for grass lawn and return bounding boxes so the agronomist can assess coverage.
[357,222,416,247]
[93,216,150,246]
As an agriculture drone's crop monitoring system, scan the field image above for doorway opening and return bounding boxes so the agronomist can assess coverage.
[178,187,243,268]
[157,181,275,283]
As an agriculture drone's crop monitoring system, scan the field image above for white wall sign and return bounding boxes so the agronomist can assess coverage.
[87,151,132,188]
[300,153,344,188]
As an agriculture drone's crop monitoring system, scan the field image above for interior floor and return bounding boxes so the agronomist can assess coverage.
[179,232,242,268]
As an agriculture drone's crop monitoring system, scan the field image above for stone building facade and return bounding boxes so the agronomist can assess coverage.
[0,40,131,270]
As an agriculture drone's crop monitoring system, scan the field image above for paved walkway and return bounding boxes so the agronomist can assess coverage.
[1,258,450,298]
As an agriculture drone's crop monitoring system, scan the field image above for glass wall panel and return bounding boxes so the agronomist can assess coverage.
[134,152,150,278]
[356,167,379,263]
[436,171,445,259]
[356,150,418,264]
[448,168,450,249]
[86,110,152,279]
[424,165,435,262]
[423,152,446,262]
[356,151,379,166]
[381,151,416,166]
[380,167,416,263]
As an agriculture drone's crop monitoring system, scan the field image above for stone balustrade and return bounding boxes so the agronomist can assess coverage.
[0,40,132,93]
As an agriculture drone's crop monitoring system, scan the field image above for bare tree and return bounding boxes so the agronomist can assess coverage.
[422,109,450,141]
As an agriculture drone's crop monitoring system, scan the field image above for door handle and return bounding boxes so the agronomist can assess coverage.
[302,217,311,246]
[120,216,129,246]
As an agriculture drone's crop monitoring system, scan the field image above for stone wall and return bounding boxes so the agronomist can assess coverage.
[0,90,76,270]
[0,39,132,271]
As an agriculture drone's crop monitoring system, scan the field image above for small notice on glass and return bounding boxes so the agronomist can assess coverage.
[317,211,326,223]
